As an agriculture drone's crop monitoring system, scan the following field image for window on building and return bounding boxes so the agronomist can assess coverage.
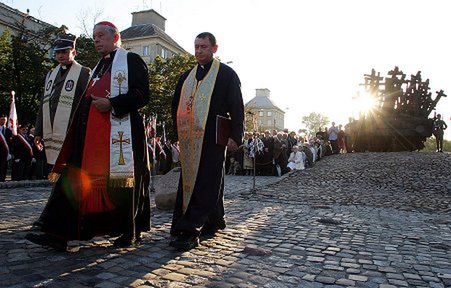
[268,120,272,126]
[267,111,272,117]
[143,46,149,56]
[161,48,167,58]
[259,111,264,117]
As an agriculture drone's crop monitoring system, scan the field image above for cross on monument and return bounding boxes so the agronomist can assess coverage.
[112,131,130,165]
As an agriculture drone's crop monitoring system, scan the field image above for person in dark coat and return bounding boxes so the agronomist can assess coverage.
[26,21,150,250]
[11,125,33,181]
[0,115,12,182]
[170,32,244,251]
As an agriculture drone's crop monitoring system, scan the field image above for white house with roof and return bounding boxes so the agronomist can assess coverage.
[245,88,285,131]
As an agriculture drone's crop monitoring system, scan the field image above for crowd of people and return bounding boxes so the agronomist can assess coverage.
[0,117,50,182]
[224,122,349,177]
[147,137,180,175]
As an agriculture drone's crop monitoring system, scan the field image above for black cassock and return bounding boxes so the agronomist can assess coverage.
[38,51,151,241]
[171,61,244,236]
[256,137,275,176]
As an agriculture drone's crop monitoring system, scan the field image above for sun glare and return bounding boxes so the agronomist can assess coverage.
[355,92,378,114]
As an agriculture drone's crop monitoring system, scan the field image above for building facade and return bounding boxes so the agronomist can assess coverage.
[0,3,55,37]
[121,9,186,63]
[245,88,285,132]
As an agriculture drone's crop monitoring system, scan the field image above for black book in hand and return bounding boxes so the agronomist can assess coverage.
[216,115,231,146]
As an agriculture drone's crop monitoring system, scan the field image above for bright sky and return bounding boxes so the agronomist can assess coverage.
[5,0,451,138]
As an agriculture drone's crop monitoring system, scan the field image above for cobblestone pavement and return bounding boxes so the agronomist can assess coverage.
[0,152,450,288]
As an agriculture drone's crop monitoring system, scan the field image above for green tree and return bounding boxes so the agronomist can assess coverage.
[143,53,196,141]
[301,112,330,135]
[0,26,61,126]
[0,31,13,117]
[75,35,98,69]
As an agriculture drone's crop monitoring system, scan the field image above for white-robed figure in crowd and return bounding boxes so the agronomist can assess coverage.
[287,145,306,171]
[309,139,317,163]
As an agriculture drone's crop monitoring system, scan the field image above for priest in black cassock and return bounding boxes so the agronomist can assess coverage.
[26,21,151,250]
[34,34,91,169]
[33,34,90,227]
[170,32,244,251]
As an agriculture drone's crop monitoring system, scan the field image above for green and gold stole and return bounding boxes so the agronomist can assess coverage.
[177,59,220,213]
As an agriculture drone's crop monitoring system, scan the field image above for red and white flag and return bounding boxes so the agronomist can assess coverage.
[156,138,167,158]
[8,91,18,136]
[146,115,157,139]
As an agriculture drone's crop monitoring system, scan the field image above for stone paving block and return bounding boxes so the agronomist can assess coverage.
[94,281,121,288]
[387,279,409,286]
[348,275,368,282]
[336,278,356,286]
[162,272,187,282]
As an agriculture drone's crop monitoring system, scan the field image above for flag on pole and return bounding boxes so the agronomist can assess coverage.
[146,115,157,139]
[8,91,18,136]
[162,121,166,143]
[155,137,167,158]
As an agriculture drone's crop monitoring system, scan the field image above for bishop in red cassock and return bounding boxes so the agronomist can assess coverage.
[26,21,151,250]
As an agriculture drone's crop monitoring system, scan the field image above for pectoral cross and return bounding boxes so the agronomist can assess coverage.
[92,76,100,86]
[112,131,130,165]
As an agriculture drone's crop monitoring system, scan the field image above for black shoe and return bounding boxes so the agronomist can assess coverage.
[32,220,43,228]
[200,227,218,240]
[113,234,140,247]
[25,233,67,251]
[169,234,199,251]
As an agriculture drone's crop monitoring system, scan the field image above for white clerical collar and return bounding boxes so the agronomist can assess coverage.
[61,65,67,69]
[104,48,119,59]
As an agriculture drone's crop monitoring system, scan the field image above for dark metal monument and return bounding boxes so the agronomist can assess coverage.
[349,67,446,152]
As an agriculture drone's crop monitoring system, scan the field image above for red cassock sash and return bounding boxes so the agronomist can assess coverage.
[52,73,115,215]
[79,72,114,214]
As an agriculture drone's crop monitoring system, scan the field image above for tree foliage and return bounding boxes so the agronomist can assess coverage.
[0,23,63,125]
[142,54,196,141]
[75,35,98,69]
[301,112,330,135]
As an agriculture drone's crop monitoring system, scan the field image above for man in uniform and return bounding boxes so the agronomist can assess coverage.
[26,21,151,250]
[11,125,33,181]
[170,32,244,250]
[0,115,12,182]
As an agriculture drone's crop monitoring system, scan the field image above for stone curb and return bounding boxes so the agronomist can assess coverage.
[0,180,52,189]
